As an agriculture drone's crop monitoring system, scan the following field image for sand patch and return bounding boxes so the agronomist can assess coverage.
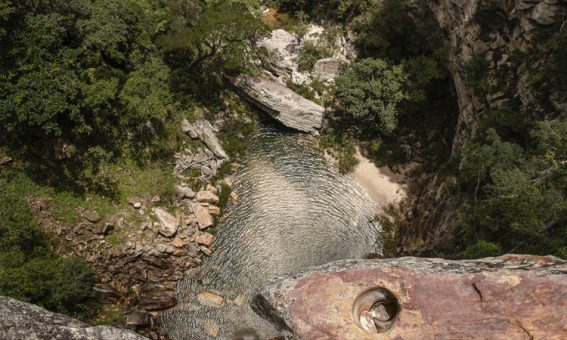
[351,150,406,208]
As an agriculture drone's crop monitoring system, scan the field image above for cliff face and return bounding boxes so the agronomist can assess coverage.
[408,0,566,153]
[396,0,566,253]
[253,255,567,339]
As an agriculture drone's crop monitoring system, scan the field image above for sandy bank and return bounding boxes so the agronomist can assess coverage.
[351,150,406,208]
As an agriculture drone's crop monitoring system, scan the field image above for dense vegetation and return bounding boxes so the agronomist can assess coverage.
[458,121,567,258]
[0,170,95,316]
[453,22,567,258]
[0,0,565,323]
[0,0,267,317]
[275,0,566,258]
[322,0,452,173]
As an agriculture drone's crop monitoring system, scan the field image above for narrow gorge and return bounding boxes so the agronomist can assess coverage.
[0,0,565,339]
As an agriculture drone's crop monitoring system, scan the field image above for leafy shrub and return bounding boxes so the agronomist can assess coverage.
[463,240,501,259]
[217,184,232,213]
[298,41,332,71]
[464,56,490,96]
[354,0,442,61]
[335,58,405,136]
[320,129,359,174]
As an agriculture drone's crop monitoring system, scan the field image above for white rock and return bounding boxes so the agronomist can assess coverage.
[193,204,214,229]
[227,75,324,133]
[531,2,557,25]
[312,57,346,83]
[176,185,195,199]
[197,191,219,203]
[153,208,178,238]
[258,29,300,72]
[195,232,214,247]
[197,291,224,307]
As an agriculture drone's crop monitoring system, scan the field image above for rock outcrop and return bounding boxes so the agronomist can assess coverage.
[258,26,351,85]
[0,296,146,340]
[312,57,347,82]
[181,118,228,160]
[226,75,324,133]
[258,29,300,76]
[153,207,178,238]
[253,255,567,339]
[405,0,566,153]
[395,0,567,253]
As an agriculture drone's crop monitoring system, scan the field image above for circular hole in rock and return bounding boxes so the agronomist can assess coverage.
[353,287,400,333]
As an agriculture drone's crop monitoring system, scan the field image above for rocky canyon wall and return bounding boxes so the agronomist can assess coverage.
[396,0,566,253]
[408,0,566,153]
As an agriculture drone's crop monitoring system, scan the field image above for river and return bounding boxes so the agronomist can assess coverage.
[161,118,382,339]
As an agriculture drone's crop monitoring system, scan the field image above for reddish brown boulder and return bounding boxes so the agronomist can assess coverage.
[252,255,567,339]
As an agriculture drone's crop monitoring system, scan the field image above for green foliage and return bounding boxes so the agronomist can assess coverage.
[403,55,444,103]
[266,0,379,22]
[322,0,453,174]
[320,129,359,174]
[93,306,126,326]
[335,58,405,136]
[463,240,501,259]
[105,234,121,247]
[354,0,442,62]
[464,56,490,96]
[217,184,232,214]
[219,116,257,159]
[460,129,524,189]
[286,78,331,106]
[159,2,269,74]
[298,41,332,72]
[0,172,95,316]
[457,122,567,258]
[538,27,567,93]
[480,107,526,143]
[0,0,190,189]
[532,119,567,163]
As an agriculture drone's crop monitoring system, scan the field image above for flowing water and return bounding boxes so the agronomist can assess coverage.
[162,119,382,339]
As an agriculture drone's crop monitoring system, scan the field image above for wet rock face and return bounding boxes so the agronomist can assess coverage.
[253,255,567,339]
[226,75,324,133]
[0,296,146,340]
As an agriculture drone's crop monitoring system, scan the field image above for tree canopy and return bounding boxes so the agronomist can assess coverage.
[335,58,405,136]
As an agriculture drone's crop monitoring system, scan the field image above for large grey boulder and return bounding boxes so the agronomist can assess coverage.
[226,75,324,133]
[181,118,228,159]
[153,207,178,238]
[0,296,146,340]
[257,29,300,74]
[312,57,347,83]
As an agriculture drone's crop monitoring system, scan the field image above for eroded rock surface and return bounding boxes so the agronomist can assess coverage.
[312,57,347,82]
[181,118,228,160]
[0,296,146,340]
[253,255,567,339]
[226,75,324,133]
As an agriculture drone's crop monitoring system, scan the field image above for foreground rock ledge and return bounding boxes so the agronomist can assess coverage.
[226,75,324,133]
[0,296,146,340]
[252,255,567,339]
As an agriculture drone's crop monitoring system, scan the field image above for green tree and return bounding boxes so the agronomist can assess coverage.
[335,58,405,136]
[160,2,269,73]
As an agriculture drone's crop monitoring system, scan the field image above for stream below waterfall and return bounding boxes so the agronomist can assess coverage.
[161,118,382,339]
